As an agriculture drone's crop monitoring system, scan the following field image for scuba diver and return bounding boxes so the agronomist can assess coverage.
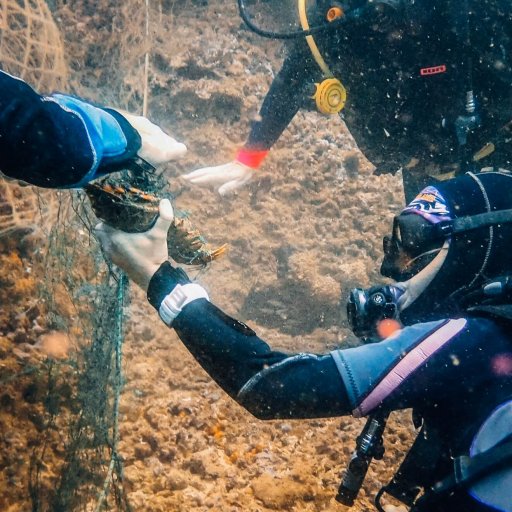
[0,69,187,188]
[96,168,512,512]
[184,0,512,201]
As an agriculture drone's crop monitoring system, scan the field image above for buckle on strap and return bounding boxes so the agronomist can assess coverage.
[434,220,454,238]
[375,482,421,512]
[432,435,512,495]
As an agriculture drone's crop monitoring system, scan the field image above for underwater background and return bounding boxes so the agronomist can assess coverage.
[0,1,411,510]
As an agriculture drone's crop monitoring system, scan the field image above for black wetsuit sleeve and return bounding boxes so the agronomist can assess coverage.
[147,263,351,420]
[245,40,322,151]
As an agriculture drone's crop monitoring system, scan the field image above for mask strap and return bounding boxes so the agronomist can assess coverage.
[397,242,450,311]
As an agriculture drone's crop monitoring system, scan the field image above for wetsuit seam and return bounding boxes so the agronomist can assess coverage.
[44,96,98,178]
[331,350,360,404]
[237,353,321,398]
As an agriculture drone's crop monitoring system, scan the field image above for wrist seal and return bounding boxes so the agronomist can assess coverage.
[235,148,269,169]
[147,261,209,326]
[159,283,210,326]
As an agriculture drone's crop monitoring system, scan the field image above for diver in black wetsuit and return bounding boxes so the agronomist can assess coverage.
[184,0,512,201]
[96,169,512,511]
[0,70,187,188]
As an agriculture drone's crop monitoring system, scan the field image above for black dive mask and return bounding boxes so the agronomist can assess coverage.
[381,172,512,326]
[381,214,446,281]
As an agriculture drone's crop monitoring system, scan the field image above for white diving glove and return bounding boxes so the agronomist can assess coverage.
[116,111,188,167]
[183,148,269,196]
[183,160,254,195]
[94,199,174,291]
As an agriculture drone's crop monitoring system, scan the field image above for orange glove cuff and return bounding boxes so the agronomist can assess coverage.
[235,148,269,169]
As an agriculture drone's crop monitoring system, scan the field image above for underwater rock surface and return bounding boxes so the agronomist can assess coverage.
[0,1,411,511]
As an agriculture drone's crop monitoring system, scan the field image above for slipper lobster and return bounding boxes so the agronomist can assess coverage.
[85,181,227,266]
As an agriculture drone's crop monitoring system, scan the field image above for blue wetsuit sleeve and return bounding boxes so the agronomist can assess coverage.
[0,70,140,188]
[331,317,512,417]
[147,262,351,420]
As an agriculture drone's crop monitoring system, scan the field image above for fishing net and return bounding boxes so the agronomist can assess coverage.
[0,0,129,508]
[0,171,221,512]
[0,184,135,511]
[0,2,223,510]
[51,0,154,111]
[0,0,67,89]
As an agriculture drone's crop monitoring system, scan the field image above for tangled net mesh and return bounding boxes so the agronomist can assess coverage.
[0,1,194,510]
[0,189,144,511]
[25,195,133,512]
[53,0,155,110]
[0,0,67,89]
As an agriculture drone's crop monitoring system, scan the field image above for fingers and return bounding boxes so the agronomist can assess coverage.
[127,113,152,132]
[218,172,253,196]
[94,221,105,233]
[139,132,187,165]
[118,110,187,165]
[182,162,253,191]
[181,168,207,181]
[94,221,113,242]
[182,167,225,186]
[158,198,174,221]
[146,128,187,162]
[163,139,187,161]
[183,169,236,193]
[94,200,173,239]
[152,199,174,234]
[218,179,242,196]
[94,198,173,250]
[93,222,116,261]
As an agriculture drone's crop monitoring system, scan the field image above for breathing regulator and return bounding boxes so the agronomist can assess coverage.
[346,284,404,340]
[237,0,409,115]
[237,0,353,115]
[297,0,347,114]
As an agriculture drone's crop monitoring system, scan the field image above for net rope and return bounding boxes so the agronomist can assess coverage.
[22,191,134,511]
[0,0,67,90]
[0,0,162,509]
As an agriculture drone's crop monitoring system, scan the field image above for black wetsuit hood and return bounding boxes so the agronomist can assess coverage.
[397,170,512,325]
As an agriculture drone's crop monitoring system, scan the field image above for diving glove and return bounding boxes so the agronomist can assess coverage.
[94,198,174,291]
[183,148,268,196]
[0,73,186,189]
[183,160,253,195]
[113,110,187,167]
[51,95,187,187]
[95,198,210,326]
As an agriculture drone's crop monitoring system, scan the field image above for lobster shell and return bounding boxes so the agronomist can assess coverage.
[85,183,227,266]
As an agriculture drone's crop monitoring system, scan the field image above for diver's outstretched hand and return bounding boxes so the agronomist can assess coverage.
[115,111,187,167]
[183,160,254,195]
[94,199,173,291]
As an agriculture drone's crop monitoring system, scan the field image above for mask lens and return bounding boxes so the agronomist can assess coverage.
[382,217,402,257]
[381,214,445,280]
